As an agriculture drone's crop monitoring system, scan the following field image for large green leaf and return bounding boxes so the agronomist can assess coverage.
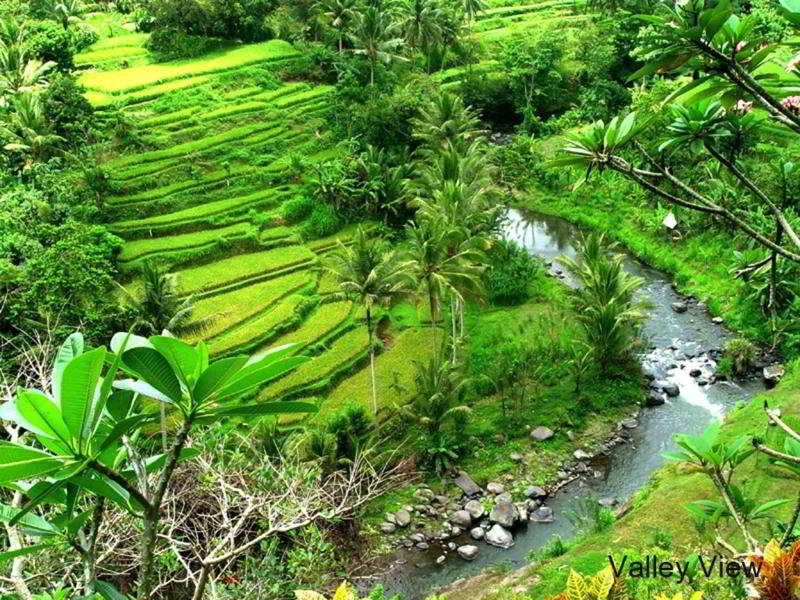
[52,333,84,404]
[60,347,106,441]
[0,543,50,563]
[17,390,71,447]
[120,347,183,403]
[71,474,141,513]
[150,336,200,387]
[113,379,174,405]
[95,413,157,455]
[120,448,199,479]
[110,332,151,354]
[0,443,64,484]
[95,580,131,600]
[217,356,309,400]
[0,502,58,535]
[192,356,249,405]
[0,398,54,440]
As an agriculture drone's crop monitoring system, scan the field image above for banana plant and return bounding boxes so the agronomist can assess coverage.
[0,331,315,600]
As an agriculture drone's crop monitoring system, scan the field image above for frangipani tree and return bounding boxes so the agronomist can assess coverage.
[0,331,314,600]
[549,0,800,314]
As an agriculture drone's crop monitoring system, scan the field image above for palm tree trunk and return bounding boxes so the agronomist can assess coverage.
[429,287,437,355]
[450,296,457,364]
[366,308,378,415]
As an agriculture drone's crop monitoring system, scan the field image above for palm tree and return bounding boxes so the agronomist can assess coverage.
[348,5,408,85]
[53,0,83,30]
[411,91,484,152]
[317,0,357,52]
[1,92,64,168]
[125,261,211,336]
[326,227,415,415]
[558,233,648,372]
[405,219,484,354]
[463,0,485,22]
[0,43,56,94]
[399,0,441,70]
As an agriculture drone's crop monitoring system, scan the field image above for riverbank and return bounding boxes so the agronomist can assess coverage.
[516,187,768,348]
[445,359,799,600]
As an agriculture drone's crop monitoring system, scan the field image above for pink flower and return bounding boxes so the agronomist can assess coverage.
[781,95,800,112]
[734,100,753,114]
[735,41,747,52]
[786,54,800,72]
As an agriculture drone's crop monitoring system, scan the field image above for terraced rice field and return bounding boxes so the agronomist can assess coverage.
[80,0,585,418]
[79,31,432,418]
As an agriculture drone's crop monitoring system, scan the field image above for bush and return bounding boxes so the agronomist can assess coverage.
[24,20,74,71]
[139,0,275,42]
[724,337,758,376]
[484,239,539,305]
[301,203,341,240]
[145,26,224,60]
[70,24,99,52]
[282,194,315,224]
[40,74,95,147]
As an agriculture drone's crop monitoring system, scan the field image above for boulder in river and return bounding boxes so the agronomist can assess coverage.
[645,391,666,406]
[764,364,785,387]
[622,418,638,429]
[530,426,554,441]
[489,501,518,528]
[485,524,514,549]
[380,522,396,533]
[464,499,485,520]
[457,545,479,561]
[436,555,446,565]
[598,497,616,508]
[672,301,688,313]
[495,492,512,504]
[450,510,472,528]
[524,485,547,499]
[470,526,484,540]
[662,383,680,397]
[574,449,592,460]
[530,506,555,523]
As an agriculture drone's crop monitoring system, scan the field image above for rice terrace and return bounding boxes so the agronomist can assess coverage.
[3,0,800,599]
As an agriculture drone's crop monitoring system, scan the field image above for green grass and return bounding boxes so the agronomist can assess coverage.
[176,244,316,294]
[185,270,312,343]
[269,300,353,350]
[209,294,307,355]
[111,188,286,233]
[454,362,800,600]
[119,222,254,262]
[263,326,370,399]
[78,40,298,94]
[323,327,437,416]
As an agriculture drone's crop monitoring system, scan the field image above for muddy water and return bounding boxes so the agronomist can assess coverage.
[371,210,763,599]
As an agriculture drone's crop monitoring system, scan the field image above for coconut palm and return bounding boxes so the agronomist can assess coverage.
[411,91,484,152]
[53,0,83,30]
[463,0,485,21]
[401,353,472,436]
[558,233,648,372]
[0,43,56,94]
[317,0,358,52]
[125,261,212,337]
[405,219,484,354]
[325,227,415,415]
[399,0,441,70]
[1,92,64,167]
[348,5,408,85]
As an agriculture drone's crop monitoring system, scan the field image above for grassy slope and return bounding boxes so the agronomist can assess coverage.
[447,362,800,600]
[76,32,423,419]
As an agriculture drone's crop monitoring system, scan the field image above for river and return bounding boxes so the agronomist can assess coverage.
[373,209,764,599]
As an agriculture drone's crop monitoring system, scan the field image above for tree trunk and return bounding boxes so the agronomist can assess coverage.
[366,307,378,416]
[450,296,457,363]
[768,226,784,314]
[429,286,437,355]
[5,492,33,600]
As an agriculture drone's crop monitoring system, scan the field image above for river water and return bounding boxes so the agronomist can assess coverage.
[373,209,763,599]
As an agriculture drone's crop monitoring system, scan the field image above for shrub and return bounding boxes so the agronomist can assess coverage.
[145,26,224,60]
[40,74,95,147]
[301,203,341,239]
[282,194,315,224]
[24,20,74,71]
[70,24,99,52]
[724,337,758,376]
[484,239,539,305]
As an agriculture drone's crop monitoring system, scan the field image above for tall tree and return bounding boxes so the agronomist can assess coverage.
[411,90,484,152]
[406,219,484,354]
[326,227,415,415]
[399,0,441,70]
[317,0,357,52]
[1,91,64,167]
[348,5,408,85]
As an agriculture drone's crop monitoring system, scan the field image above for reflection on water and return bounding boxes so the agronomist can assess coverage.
[375,209,763,599]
